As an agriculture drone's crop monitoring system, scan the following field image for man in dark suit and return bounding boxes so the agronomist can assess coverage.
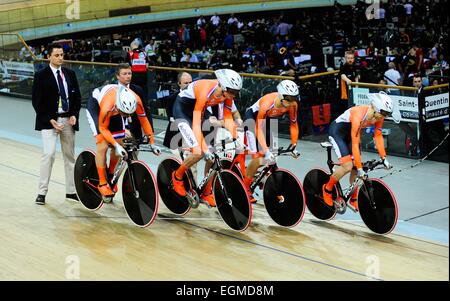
[113,63,153,140]
[162,71,193,151]
[32,43,82,205]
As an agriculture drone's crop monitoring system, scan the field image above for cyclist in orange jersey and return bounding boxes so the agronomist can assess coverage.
[171,69,244,207]
[323,92,396,211]
[86,85,160,197]
[242,80,301,202]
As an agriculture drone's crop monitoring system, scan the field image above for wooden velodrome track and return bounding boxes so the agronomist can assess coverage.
[0,137,447,281]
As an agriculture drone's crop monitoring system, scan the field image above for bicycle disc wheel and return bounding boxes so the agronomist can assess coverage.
[263,169,305,227]
[156,157,192,215]
[220,158,244,179]
[122,161,159,227]
[303,168,337,221]
[213,170,251,231]
[74,150,103,211]
[358,178,398,235]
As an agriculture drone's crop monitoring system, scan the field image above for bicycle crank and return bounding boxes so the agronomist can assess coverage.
[334,197,346,214]
[186,191,199,209]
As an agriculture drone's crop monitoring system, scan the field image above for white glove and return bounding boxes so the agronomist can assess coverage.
[264,150,276,164]
[234,139,246,154]
[114,143,127,158]
[151,144,161,156]
[382,157,393,170]
[357,168,367,179]
[204,151,214,162]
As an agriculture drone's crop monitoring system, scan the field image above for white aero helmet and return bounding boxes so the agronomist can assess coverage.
[277,79,299,101]
[214,69,243,94]
[116,86,137,114]
[368,91,393,116]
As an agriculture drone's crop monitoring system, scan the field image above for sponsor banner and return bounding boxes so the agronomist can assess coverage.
[0,60,35,83]
[352,88,419,123]
[425,93,449,122]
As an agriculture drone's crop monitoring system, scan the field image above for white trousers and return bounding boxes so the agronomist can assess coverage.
[38,117,76,195]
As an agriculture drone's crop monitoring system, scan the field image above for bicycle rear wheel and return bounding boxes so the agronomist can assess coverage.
[358,178,398,235]
[263,169,305,227]
[74,150,103,211]
[213,170,251,231]
[156,157,192,215]
[220,158,244,179]
[122,161,159,227]
[303,168,337,221]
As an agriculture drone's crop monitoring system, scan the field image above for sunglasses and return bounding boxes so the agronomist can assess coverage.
[225,88,240,96]
[379,110,392,117]
[282,95,299,103]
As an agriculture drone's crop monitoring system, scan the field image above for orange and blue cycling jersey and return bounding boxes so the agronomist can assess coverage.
[328,105,386,169]
[246,92,299,153]
[87,84,154,145]
[174,79,237,153]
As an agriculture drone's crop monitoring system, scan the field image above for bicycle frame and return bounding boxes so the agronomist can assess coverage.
[179,149,231,205]
[324,145,381,210]
[109,139,153,197]
[227,146,295,193]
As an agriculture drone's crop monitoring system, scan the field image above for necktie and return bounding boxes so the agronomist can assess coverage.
[56,70,68,112]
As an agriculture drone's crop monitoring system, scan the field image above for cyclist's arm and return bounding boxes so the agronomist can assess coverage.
[135,95,155,144]
[350,112,363,169]
[98,90,117,146]
[223,99,237,139]
[232,110,242,120]
[289,104,299,145]
[373,119,387,158]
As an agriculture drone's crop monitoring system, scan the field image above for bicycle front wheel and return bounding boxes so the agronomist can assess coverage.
[74,150,103,211]
[214,170,251,231]
[263,169,305,227]
[358,178,398,235]
[122,161,159,227]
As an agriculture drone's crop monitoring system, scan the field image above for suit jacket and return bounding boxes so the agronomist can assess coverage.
[32,65,82,131]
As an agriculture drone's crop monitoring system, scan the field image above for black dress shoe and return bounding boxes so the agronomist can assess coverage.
[35,194,46,205]
[66,193,79,202]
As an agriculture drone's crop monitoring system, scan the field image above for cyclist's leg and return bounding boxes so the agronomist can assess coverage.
[172,99,203,195]
[242,108,260,188]
[348,151,359,209]
[95,137,114,196]
[323,122,353,205]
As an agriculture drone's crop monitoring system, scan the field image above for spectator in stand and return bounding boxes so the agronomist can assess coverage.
[277,19,291,38]
[384,62,402,95]
[429,42,439,61]
[126,40,148,97]
[338,51,358,115]
[180,51,199,64]
[228,14,238,25]
[197,15,206,27]
[414,43,424,73]
[404,1,414,17]
[210,13,221,27]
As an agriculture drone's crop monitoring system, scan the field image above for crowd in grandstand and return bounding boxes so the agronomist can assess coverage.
[28,0,448,87]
